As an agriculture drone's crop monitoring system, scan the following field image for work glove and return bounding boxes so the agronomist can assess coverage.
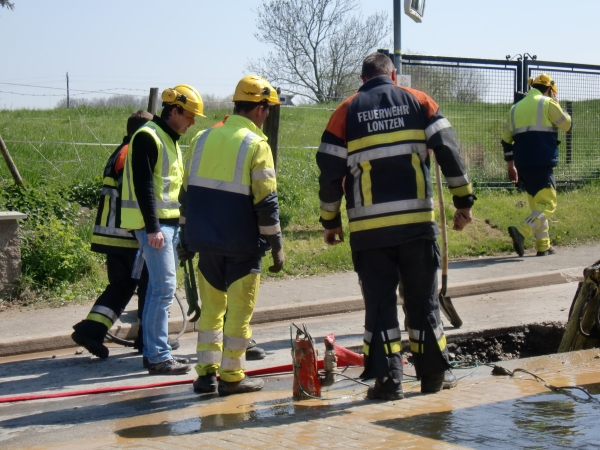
[177,226,195,267]
[265,233,285,273]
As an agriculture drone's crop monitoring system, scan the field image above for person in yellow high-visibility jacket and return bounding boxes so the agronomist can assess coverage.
[502,73,571,257]
[178,75,284,396]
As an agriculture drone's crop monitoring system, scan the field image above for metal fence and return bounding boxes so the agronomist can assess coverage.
[402,54,600,187]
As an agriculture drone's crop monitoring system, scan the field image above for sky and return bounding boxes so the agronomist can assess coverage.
[1,0,598,109]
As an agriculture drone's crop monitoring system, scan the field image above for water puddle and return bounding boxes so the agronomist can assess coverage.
[375,382,600,448]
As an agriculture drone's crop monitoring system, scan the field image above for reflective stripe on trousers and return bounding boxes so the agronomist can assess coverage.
[194,255,260,382]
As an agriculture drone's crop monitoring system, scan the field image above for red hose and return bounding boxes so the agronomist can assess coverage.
[0,346,364,403]
[0,364,297,404]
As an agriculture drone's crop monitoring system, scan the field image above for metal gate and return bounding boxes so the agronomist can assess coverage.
[402,54,600,187]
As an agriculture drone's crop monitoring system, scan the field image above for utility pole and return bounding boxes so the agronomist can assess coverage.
[393,0,402,75]
[66,72,70,108]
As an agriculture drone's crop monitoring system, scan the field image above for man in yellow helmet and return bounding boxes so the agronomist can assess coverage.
[178,75,284,396]
[502,74,571,257]
[121,84,205,375]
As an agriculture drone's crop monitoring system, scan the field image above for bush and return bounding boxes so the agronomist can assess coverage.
[0,181,78,227]
[20,217,99,289]
[68,176,102,209]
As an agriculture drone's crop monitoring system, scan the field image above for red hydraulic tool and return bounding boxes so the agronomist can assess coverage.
[291,324,366,400]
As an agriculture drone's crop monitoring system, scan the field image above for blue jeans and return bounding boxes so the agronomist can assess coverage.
[135,225,179,364]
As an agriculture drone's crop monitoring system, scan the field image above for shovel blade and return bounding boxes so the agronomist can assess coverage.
[439,293,463,328]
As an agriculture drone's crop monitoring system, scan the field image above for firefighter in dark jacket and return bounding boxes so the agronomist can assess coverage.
[179,75,284,396]
[502,73,571,257]
[317,52,475,400]
[71,110,153,359]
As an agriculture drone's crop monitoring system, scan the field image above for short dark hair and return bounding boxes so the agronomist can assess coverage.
[233,100,268,114]
[531,84,551,94]
[160,102,184,120]
[362,52,395,80]
[127,110,153,136]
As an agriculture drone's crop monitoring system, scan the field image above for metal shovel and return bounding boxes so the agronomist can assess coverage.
[435,159,463,328]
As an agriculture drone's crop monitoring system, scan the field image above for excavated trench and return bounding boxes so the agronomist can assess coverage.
[404,322,566,365]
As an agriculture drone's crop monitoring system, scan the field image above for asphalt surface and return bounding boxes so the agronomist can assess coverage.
[1,243,598,358]
[1,244,600,448]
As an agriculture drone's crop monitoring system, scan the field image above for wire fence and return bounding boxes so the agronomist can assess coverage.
[2,56,600,189]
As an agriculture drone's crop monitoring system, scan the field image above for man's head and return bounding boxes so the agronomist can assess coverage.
[232,75,281,128]
[528,73,558,97]
[361,52,396,83]
[127,110,153,137]
[160,84,205,135]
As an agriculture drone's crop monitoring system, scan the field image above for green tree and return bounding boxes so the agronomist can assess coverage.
[249,0,390,103]
[0,1,15,10]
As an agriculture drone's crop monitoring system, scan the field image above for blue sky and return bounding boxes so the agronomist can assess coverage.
[1,0,597,109]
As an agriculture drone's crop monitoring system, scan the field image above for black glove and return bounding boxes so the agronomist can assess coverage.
[177,225,195,267]
[265,233,285,273]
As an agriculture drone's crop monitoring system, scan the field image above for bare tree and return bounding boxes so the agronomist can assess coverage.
[248,0,390,103]
[0,1,15,10]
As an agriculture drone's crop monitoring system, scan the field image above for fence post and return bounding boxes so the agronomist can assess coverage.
[0,134,23,187]
[147,87,159,115]
[566,101,573,164]
[263,88,281,170]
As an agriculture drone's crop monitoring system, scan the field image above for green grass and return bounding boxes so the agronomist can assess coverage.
[1,103,600,307]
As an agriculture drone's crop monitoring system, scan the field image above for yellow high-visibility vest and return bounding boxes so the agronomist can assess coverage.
[121,122,183,230]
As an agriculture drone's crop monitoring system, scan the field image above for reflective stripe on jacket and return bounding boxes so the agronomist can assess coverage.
[120,122,183,230]
[181,114,280,256]
[502,88,571,168]
[90,138,138,253]
[317,76,474,251]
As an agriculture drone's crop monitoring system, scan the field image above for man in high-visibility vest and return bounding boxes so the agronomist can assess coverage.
[71,110,153,359]
[502,73,571,257]
[179,75,284,396]
[121,84,205,375]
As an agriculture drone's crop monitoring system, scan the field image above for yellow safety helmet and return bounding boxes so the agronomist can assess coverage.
[161,84,206,117]
[232,75,281,105]
[528,73,558,94]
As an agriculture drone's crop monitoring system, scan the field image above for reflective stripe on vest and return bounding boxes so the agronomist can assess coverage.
[347,141,432,219]
[91,144,138,249]
[187,129,256,196]
[511,96,558,135]
[121,123,182,229]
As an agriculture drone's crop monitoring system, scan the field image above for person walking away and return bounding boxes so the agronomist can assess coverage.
[121,84,205,375]
[179,75,284,395]
[71,110,153,359]
[502,74,571,257]
[317,52,475,400]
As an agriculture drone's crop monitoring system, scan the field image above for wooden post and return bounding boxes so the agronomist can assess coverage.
[263,88,281,170]
[0,134,23,186]
[147,87,159,115]
[565,101,573,164]
[66,72,70,109]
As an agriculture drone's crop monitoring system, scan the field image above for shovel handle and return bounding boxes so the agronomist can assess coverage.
[434,159,449,276]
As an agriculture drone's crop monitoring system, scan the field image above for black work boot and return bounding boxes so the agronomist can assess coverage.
[245,339,266,360]
[71,331,109,359]
[193,373,218,394]
[508,226,525,257]
[536,247,556,257]
[147,358,191,375]
[168,338,180,350]
[367,377,404,401]
[143,356,189,369]
[218,376,264,396]
[421,370,457,393]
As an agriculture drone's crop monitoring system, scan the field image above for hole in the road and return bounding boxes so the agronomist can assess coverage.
[410,322,566,365]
